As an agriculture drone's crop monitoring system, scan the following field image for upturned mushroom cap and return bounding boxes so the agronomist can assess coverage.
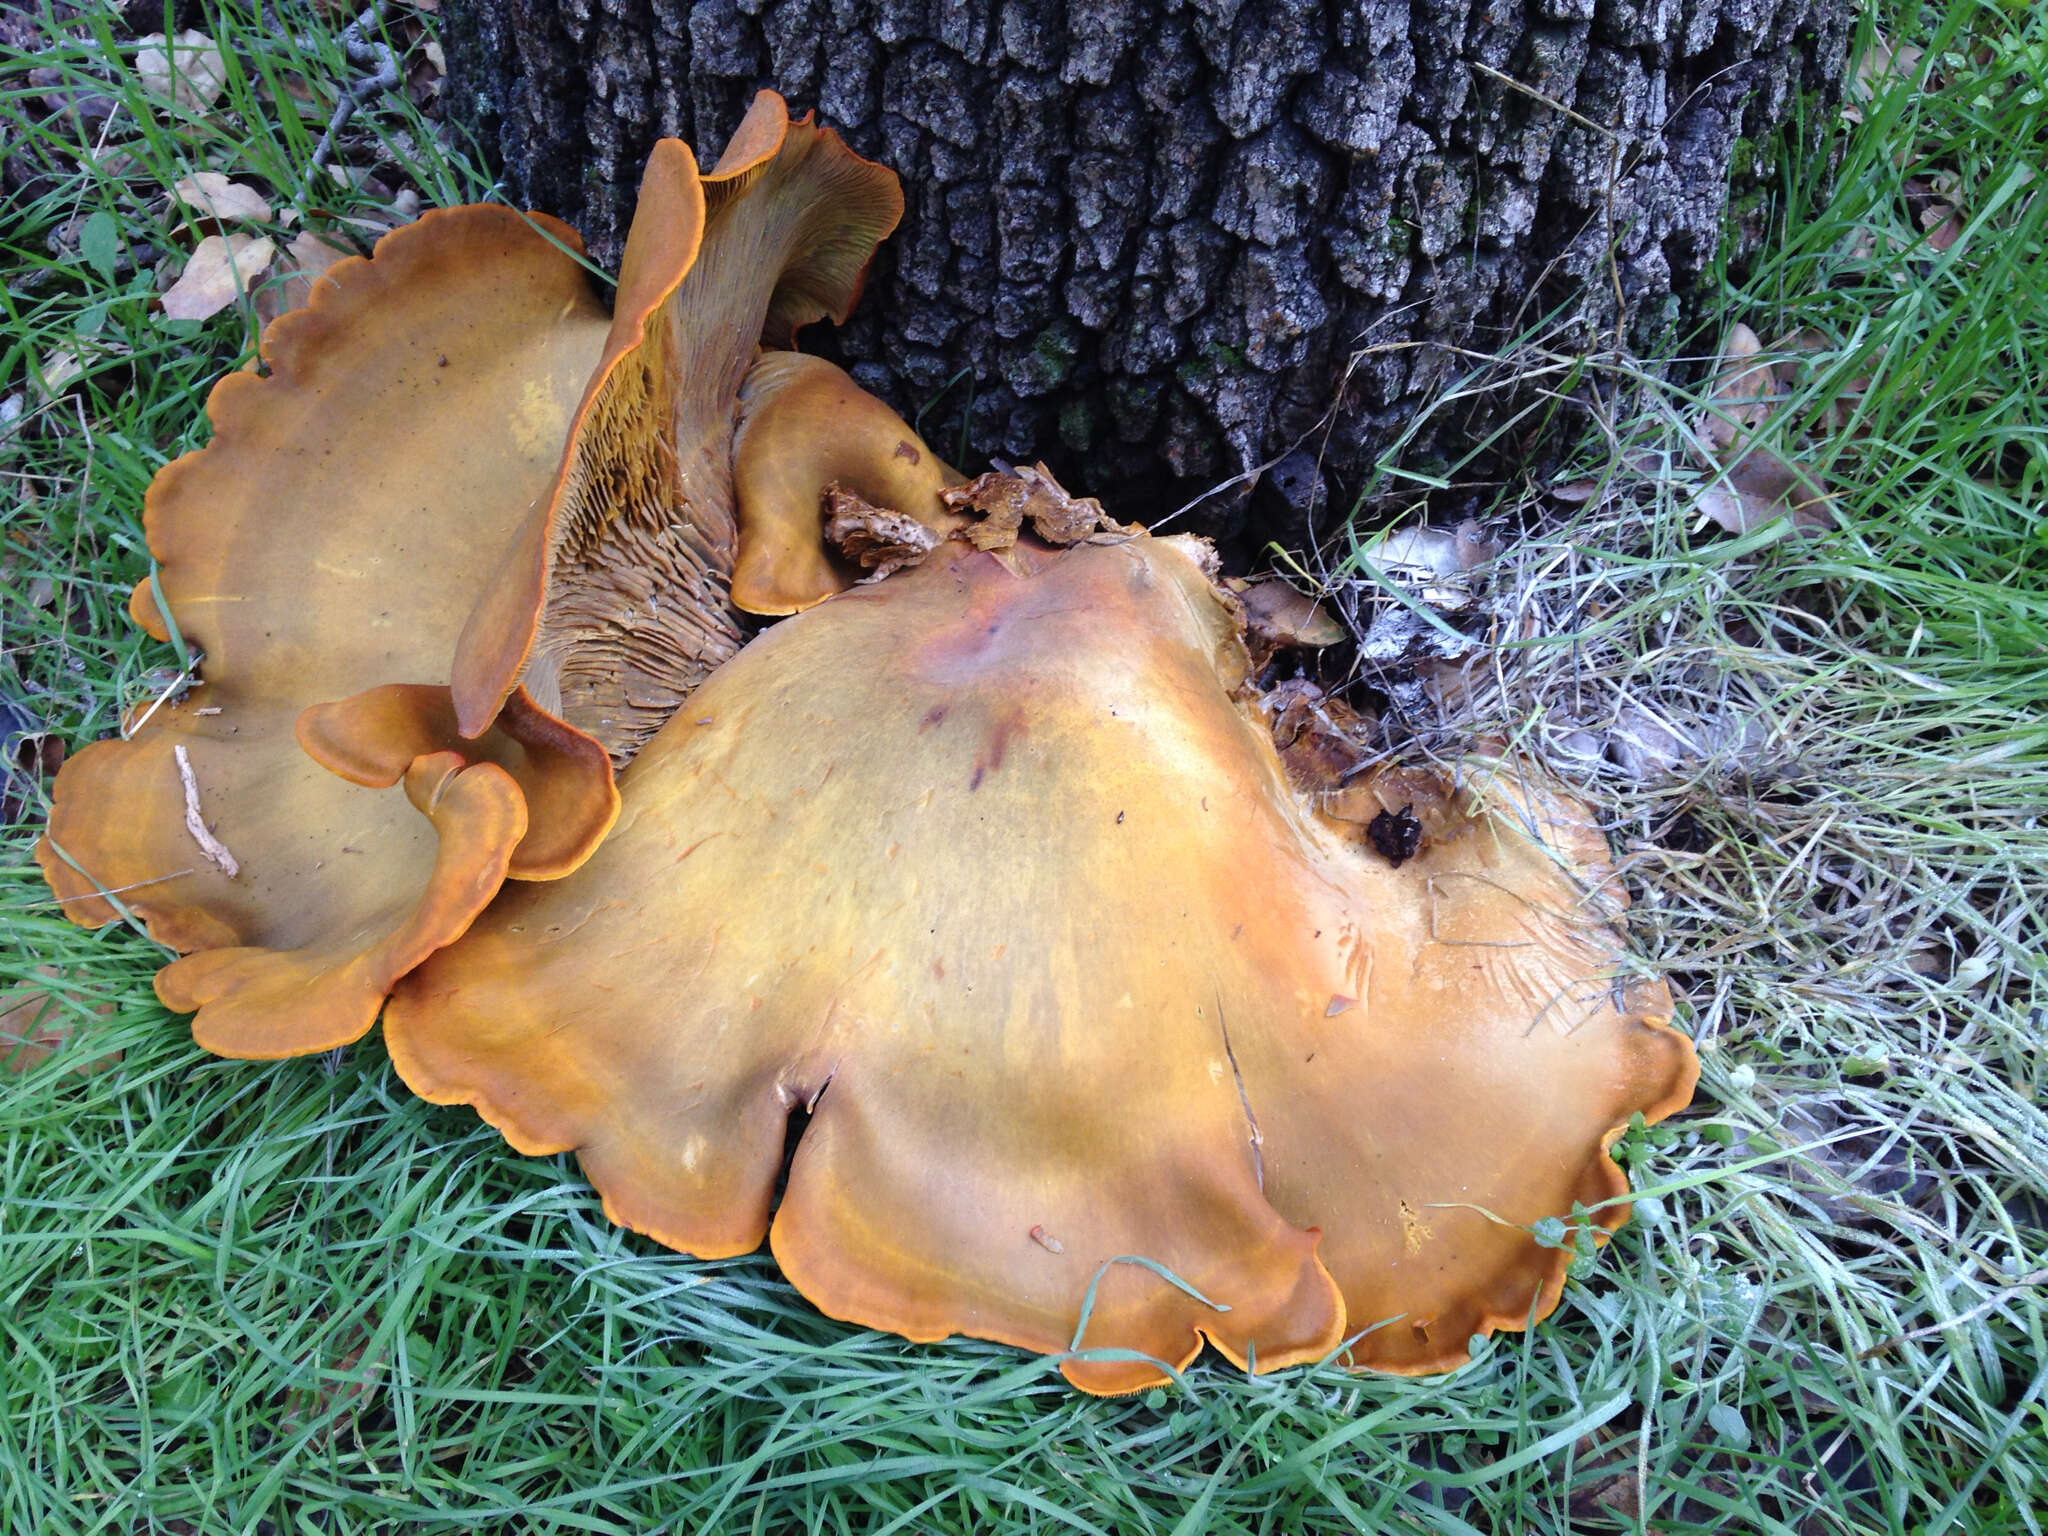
[150,753,525,1058]
[450,90,906,759]
[386,530,1695,1392]
[296,684,617,880]
[729,351,963,615]
[37,204,616,1055]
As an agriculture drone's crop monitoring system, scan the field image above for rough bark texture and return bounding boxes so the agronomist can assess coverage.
[440,0,1851,534]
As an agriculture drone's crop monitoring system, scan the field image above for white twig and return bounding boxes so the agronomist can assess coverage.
[173,743,240,877]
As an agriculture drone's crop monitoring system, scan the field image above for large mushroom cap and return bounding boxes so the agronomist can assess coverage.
[37,206,618,1056]
[386,529,1695,1392]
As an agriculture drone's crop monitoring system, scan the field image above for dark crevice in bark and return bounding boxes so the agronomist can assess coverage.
[441,0,1852,540]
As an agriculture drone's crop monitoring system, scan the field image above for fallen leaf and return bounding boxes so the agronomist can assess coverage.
[1227,576,1347,670]
[254,228,355,324]
[941,462,1137,550]
[28,64,117,126]
[135,31,230,111]
[172,171,272,225]
[280,1324,384,1445]
[1,967,120,1075]
[161,233,276,322]
[1920,202,1964,252]
[1691,323,1837,534]
[1842,30,1924,125]
[1698,323,1775,452]
[37,347,85,396]
[1356,523,1491,610]
[824,484,944,581]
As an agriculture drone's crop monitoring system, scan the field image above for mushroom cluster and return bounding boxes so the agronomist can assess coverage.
[38,93,1697,1393]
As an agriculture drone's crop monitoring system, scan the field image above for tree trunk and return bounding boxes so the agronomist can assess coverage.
[439,0,1850,535]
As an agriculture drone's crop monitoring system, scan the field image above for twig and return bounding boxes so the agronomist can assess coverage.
[1857,1269,2048,1359]
[173,743,240,877]
[310,4,399,174]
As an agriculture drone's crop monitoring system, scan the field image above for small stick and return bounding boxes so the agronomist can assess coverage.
[310,3,399,173]
[173,743,240,877]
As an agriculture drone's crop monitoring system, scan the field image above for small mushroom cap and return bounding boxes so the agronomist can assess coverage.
[297,684,618,880]
[153,754,526,1059]
[39,204,611,1053]
[729,351,963,615]
[387,530,1694,1392]
[450,91,906,756]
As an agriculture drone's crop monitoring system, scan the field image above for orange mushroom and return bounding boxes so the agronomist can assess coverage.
[449,93,912,759]
[384,527,1695,1392]
[37,203,620,1055]
[37,92,925,1058]
[40,102,1696,1391]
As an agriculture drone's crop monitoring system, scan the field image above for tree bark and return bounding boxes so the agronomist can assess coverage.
[439,0,1851,535]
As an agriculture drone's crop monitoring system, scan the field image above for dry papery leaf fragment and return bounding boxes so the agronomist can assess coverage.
[160,233,276,322]
[39,93,1697,1392]
[1693,322,1837,535]
[134,31,230,111]
[1,967,119,1075]
[171,172,272,225]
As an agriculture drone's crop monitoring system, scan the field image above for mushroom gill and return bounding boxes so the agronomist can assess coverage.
[385,527,1697,1393]
[450,90,908,761]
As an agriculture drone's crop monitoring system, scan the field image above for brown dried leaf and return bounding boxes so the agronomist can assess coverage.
[824,484,944,582]
[1698,323,1775,452]
[134,31,230,110]
[2,967,119,1075]
[1844,31,1926,123]
[172,172,272,225]
[1228,576,1346,671]
[37,347,85,397]
[280,1325,383,1445]
[1696,450,1837,536]
[1691,322,1836,535]
[940,463,1136,550]
[254,228,356,324]
[161,233,276,322]
[1921,202,1964,252]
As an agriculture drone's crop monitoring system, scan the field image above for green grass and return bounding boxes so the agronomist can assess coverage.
[3,1,2044,1532]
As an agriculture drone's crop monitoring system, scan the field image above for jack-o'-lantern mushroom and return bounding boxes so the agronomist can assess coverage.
[39,98,1697,1391]
[37,201,620,1057]
[386,525,1696,1392]
[36,91,921,1056]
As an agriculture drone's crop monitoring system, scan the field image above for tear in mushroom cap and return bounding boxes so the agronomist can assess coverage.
[386,529,1696,1392]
